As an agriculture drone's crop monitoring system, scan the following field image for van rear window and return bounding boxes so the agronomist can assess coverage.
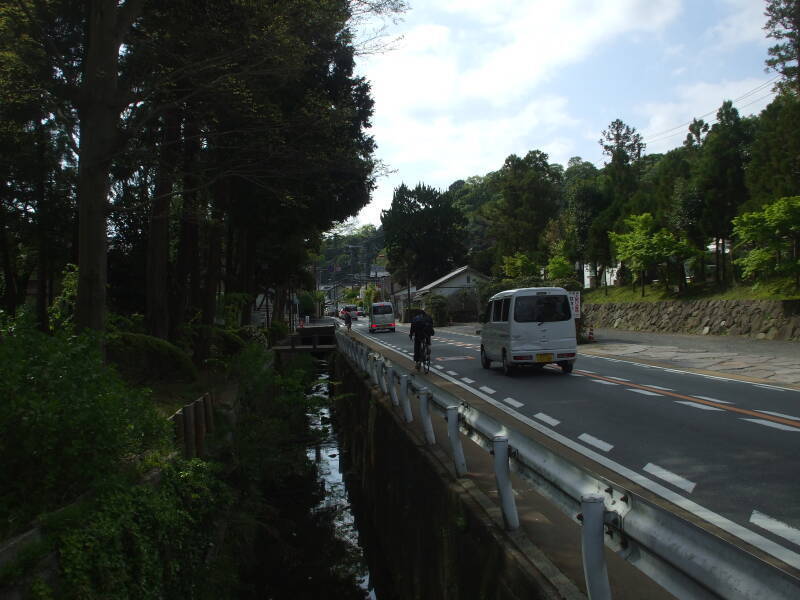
[372,304,393,315]
[514,295,571,322]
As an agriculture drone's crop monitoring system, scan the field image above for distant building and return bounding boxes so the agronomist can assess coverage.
[413,266,488,301]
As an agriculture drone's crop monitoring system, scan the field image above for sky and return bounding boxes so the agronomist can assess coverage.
[351,0,777,227]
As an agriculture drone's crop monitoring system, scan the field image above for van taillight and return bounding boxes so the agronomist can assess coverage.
[389,323,394,327]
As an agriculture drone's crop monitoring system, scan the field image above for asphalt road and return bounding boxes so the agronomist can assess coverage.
[349,319,800,572]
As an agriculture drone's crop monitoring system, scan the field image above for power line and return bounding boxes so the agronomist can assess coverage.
[646,89,777,147]
[641,75,780,145]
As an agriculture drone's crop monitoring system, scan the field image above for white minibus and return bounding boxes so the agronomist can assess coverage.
[369,301,396,333]
[479,287,576,375]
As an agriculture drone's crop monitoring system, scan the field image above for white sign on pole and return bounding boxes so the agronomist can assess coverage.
[568,291,581,319]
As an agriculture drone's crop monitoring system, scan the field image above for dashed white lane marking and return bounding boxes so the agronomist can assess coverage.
[578,433,614,452]
[434,365,444,370]
[610,377,630,381]
[628,389,662,396]
[645,385,674,391]
[694,395,733,404]
[580,369,596,373]
[756,410,800,421]
[461,377,475,384]
[674,400,724,411]
[643,463,697,493]
[479,385,496,394]
[534,412,559,426]
[741,418,800,432]
[592,380,619,385]
[750,510,800,546]
[446,370,458,376]
[503,397,524,408]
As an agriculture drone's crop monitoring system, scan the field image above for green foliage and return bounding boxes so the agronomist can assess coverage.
[106,332,199,383]
[546,255,574,280]
[267,320,289,346]
[382,183,467,287]
[502,252,538,278]
[47,264,78,332]
[0,324,170,538]
[424,294,449,326]
[221,293,253,329]
[48,461,232,600]
[734,196,800,282]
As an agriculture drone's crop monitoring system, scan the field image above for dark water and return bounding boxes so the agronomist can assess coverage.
[306,363,379,599]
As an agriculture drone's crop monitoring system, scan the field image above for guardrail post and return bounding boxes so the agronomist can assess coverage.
[580,494,612,600]
[378,359,388,394]
[446,406,467,476]
[492,436,519,530]
[399,374,413,422]
[387,366,400,406]
[182,404,196,459]
[418,388,435,444]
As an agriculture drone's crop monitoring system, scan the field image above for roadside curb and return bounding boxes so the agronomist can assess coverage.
[578,347,800,391]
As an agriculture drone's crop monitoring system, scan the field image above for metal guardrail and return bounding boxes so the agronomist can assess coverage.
[336,330,800,600]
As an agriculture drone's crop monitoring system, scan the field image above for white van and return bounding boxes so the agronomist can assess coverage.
[369,301,396,333]
[479,287,576,375]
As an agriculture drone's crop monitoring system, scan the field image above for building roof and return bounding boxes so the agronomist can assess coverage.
[415,266,487,295]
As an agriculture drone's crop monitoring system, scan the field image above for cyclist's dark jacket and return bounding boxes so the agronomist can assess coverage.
[410,314,434,340]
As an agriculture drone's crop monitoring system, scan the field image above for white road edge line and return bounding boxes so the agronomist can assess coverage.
[355,330,800,569]
[674,401,724,411]
[582,353,800,392]
[643,463,696,493]
[755,410,800,421]
[578,433,614,452]
[533,412,559,426]
[750,510,800,546]
[628,389,662,396]
[694,395,733,404]
[740,418,800,432]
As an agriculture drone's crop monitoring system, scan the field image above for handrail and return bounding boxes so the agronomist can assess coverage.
[335,329,800,600]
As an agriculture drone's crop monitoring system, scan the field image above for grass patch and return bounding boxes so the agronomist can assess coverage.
[583,277,800,304]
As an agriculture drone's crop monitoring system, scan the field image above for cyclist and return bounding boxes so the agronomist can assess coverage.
[409,309,434,370]
[343,309,352,332]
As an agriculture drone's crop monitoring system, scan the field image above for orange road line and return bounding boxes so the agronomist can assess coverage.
[577,371,800,430]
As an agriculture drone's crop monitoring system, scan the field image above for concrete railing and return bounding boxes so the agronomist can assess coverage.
[336,330,800,600]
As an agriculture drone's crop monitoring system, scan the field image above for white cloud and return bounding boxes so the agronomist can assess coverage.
[705,0,767,48]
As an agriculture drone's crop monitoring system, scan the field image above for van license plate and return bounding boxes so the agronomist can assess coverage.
[535,353,553,363]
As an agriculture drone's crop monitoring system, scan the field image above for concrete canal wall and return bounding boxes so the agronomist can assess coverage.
[332,353,575,600]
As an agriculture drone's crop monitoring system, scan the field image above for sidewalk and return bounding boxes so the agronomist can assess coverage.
[436,322,800,388]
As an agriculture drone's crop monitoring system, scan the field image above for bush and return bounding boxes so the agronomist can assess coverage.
[424,294,449,326]
[0,325,170,537]
[106,332,199,383]
[267,320,289,346]
[46,461,232,599]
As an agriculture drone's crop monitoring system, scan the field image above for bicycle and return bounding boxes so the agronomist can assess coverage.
[415,340,431,374]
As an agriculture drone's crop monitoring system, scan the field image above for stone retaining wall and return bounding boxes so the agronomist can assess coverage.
[583,299,800,341]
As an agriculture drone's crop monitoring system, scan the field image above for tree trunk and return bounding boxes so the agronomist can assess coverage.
[75,0,146,333]
[0,207,19,315]
[146,109,180,338]
[170,110,201,338]
[198,179,226,361]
